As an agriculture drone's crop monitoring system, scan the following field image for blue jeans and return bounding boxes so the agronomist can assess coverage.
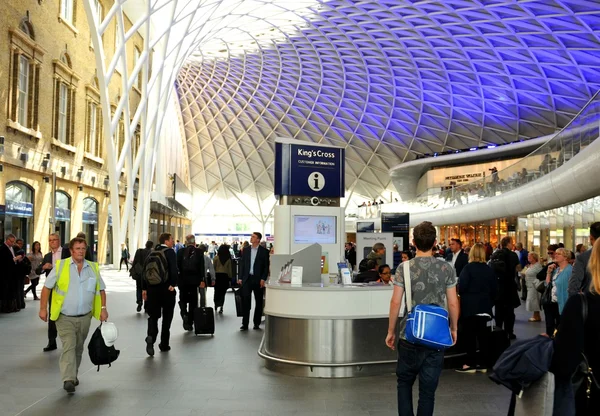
[396,339,444,416]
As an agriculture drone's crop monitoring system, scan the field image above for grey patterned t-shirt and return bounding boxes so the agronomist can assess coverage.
[393,256,457,339]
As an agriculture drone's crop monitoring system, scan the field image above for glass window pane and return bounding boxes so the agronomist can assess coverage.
[18,56,29,126]
[58,83,68,143]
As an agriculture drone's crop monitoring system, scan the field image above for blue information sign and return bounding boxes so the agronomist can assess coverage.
[275,141,345,198]
[82,212,98,224]
[6,201,34,217]
[55,208,71,222]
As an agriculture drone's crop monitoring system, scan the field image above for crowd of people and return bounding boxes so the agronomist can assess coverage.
[382,222,600,415]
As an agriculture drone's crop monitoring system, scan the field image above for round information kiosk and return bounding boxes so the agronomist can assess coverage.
[259,282,396,378]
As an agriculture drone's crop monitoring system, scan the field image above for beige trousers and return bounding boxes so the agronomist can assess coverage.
[55,313,92,382]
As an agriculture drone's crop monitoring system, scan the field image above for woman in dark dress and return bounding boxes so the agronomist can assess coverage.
[456,243,498,373]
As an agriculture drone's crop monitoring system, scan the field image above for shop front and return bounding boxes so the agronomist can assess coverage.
[5,181,34,250]
[82,197,99,261]
[55,191,71,246]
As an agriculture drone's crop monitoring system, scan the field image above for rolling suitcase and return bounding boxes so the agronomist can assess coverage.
[234,288,243,317]
[486,327,510,368]
[194,286,215,336]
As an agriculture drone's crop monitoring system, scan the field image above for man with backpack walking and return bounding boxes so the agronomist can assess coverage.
[142,233,178,356]
[177,235,209,331]
[490,236,522,340]
[130,241,153,313]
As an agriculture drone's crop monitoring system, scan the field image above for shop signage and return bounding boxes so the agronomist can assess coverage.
[275,140,345,198]
[444,172,483,184]
[82,212,98,224]
[55,208,71,222]
[6,201,34,217]
[0,204,4,216]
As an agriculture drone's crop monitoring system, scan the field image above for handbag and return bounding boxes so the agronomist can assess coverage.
[24,276,30,285]
[572,294,600,403]
[403,261,453,350]
[541,281,553,306]
[534,279,547,294]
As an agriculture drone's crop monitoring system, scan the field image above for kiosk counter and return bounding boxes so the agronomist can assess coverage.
[259,282,397,378]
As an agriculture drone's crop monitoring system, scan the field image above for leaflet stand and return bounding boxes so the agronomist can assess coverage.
[270,244,323,284]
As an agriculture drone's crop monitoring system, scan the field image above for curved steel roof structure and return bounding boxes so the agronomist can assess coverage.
[85,0,600,250]
[176,0,600,202]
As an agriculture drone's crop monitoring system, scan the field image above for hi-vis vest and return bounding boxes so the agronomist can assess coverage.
[50,259,102,321]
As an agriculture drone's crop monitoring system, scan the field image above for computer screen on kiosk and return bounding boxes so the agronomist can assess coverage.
[293,215,337,244]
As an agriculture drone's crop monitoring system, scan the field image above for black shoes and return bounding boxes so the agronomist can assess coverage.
[63,381,75,393]
[136,303,142,312]
[43,342,57,352]
[253,325,261,330]
[509,333,517,340]
[218,307,223,314]
[240,325,248,331]
[145,336,154,357]
[183,321,193,331]
[159,344,171,352]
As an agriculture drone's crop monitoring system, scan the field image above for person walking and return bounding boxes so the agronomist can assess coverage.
[177,235,206,331]
[38,237,108,393]
[143,233,178,356]
[386,221,459,416]
[455,243,498,373]
[25,241,43,300]
[237,232,269,331]
[119,243,130,272]
[131,240,153,312]
[213,244,232,314]
[39,233,71,352]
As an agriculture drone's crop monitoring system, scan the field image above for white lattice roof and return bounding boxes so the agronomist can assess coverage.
[176,0,600,203]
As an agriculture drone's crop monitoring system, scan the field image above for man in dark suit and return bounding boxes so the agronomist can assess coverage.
[237,231,269,331]
[0,234,19,313]
[446,238,468,277]
[568,222,600,297]
[39,233,71,352]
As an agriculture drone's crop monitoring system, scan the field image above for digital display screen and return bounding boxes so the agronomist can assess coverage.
[293,215,336,244]
[356,221,375,233]
[381,213,410,232]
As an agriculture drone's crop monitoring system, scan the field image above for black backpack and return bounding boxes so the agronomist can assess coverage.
[490,249,508,278]
[144,248,168,285]
[130,248,150,280]
[182,247,200,274]
[87,324,120,371]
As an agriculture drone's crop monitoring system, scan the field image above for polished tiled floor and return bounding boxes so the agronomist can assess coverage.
[0,268,545,416]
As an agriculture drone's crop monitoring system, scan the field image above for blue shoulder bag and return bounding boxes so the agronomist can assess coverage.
[403,261,453,350]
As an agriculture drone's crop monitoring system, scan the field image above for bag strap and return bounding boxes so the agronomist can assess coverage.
[403,261,412,313]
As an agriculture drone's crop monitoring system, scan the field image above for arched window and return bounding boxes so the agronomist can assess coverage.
[60,52,72,68]
[53,52,79,147]
[19,19,35,40]
[55,191,71,210]
[6,181,34,203]
[83,197,98,214]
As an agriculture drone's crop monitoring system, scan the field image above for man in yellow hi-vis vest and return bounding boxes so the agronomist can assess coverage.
[39,237,108,394]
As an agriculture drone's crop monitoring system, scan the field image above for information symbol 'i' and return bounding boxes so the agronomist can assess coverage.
[308,172,325,191]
